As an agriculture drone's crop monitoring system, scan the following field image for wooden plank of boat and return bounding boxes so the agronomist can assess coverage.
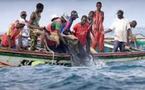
[1,48,145,58]
[0,48,70,59]
[94,51,145,62]
[0,48,72,67]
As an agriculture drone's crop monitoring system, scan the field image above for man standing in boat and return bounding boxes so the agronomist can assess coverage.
[72,15,90,50]
[28,3,45,51]
[105,10,137,52]
[87,11,97,53]
[16,11,29,50]
[91,2,104,52]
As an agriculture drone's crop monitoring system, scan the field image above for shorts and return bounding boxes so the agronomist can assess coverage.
[16,37,29,47]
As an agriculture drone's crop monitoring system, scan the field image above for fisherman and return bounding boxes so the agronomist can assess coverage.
[1,21,25,49]
[63,15,95,66]
[88,11,95,24]
[87,11,97,53]
[72,15,90,50]
[127,20,137,48]
[105,10,137,52]
[16,11,29,50]
[44,15,68,53]
[91,2,104,52]
[28,3,45,51]
[61,10,79,35]
[56,10,79,52]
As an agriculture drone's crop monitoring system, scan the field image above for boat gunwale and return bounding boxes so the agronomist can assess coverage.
[0,48,145,58]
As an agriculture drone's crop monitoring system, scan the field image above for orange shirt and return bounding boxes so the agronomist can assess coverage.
[1,25,21,47]
[73,23,89,46]
[91,11,104,51]
[93,11,104,32]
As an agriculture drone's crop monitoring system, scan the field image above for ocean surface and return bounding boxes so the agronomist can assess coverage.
[1,60,145,90]
[0,0,145,90]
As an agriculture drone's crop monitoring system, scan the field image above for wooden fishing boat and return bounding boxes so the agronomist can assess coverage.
[0,48,145,67]
[0,34,145,67]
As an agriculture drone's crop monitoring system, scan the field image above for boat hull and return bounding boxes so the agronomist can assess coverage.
[0,49,145,67]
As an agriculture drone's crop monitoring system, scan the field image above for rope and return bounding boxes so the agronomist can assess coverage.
[51,51,55,65]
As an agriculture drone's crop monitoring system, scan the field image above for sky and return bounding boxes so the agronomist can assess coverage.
[0,0,145,34]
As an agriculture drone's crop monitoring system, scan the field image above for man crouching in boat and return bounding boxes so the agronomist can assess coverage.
[65,15,94,66]
[127,20,137,49]
[43,15,68,53]
[72,15,90,52]
[1,21,25,49]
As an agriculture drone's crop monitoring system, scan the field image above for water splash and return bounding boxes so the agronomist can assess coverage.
[94,60,107,69]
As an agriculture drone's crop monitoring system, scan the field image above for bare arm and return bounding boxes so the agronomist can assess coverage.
[57,30,66,44]
[88,24,95,37]
[28,12,41,30]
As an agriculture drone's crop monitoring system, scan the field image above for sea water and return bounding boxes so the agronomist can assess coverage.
[0,0,145,90]
[1,60,145,90]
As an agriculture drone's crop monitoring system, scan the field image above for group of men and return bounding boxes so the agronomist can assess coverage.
[0,2,137,53]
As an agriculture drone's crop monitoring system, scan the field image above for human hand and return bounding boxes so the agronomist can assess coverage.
[39,26,45,31]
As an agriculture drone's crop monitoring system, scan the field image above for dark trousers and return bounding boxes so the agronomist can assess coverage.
[113,40,125,52]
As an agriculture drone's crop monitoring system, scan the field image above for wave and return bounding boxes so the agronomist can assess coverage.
[0,60,145,90]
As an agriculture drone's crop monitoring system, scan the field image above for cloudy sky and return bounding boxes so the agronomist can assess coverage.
[0,0,144,34]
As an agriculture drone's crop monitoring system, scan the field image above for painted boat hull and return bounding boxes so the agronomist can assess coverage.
[0,48,145,67]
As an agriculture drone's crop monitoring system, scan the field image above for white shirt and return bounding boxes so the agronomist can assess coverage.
[18,18,29,37]
[109,18,130,42]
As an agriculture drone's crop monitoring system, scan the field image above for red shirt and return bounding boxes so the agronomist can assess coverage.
[73,23,89,46]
